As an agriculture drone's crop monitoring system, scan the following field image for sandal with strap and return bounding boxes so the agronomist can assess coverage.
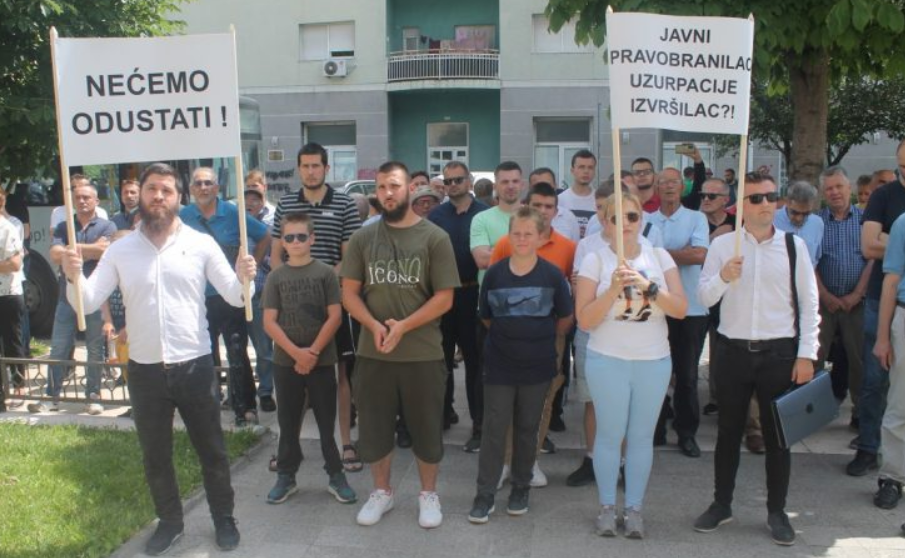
[268,454,278,472]
[342,444,363,473]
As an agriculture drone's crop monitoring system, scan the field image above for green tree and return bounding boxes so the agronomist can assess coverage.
[716,78,905,173]
[545,0,905,184]
[0,0,187,182]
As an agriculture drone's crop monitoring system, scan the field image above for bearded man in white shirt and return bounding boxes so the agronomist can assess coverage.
[693,171,819,547]
[60,162,257,556]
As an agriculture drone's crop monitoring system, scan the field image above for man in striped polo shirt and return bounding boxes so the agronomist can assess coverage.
[271,142,363,470]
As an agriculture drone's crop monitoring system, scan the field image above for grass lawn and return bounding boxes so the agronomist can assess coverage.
[0,423,259,558]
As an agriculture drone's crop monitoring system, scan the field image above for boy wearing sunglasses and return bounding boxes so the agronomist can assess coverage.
[261,211,357,506]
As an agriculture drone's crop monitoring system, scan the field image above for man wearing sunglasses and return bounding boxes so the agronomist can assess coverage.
[648,167,710,458]
[180,167,271,427]
[428,162,489,441]
[696,172,819,546]
[774,181,824,268]
[631,157,660,212]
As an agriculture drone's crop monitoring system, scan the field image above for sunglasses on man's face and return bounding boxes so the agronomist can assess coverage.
[443,176,467,186]
[701,193,726,201]
[787,208,811,218]
[744,192,780,204]
[192,179,216,188]
[609,212,641,225]
[283,233,310,244]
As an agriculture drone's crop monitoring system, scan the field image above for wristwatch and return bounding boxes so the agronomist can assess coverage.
[644,281,659,301]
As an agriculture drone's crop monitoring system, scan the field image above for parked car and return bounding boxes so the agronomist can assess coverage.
[339,180,375,196]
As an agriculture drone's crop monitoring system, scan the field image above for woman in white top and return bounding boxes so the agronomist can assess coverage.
[575,193,687,539]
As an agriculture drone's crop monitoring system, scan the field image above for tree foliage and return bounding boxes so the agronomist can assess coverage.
[0,0,187,182]
[716,78,905,170]
[545,0,905,182]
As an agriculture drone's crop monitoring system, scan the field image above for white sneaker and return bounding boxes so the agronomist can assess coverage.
[418,491,443,529]
[530,461,548,488]
[356,489,394,526]
[86,393,104,415]
[497,464,510,490]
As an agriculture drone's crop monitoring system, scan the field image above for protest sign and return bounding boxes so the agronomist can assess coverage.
[606,11,754,135]
[53,33,241,166]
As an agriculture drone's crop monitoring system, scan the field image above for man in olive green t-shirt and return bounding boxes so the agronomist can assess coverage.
[342,162,459,529]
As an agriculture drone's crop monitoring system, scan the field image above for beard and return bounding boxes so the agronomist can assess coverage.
[138,199,177,234]
[381,191,410,223]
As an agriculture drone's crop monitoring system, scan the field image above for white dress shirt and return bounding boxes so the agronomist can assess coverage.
[698,227,820,360]
[67,222,251,364]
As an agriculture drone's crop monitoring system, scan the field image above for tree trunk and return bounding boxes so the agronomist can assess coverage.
[788,50,830,186]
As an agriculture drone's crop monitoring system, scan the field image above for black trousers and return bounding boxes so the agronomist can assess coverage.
[658,315,709,439]
[273,363,342,476]
[712,335,796,513]
[205,294,257,417]
[441,285,481,424]
[129,356,234,523]
[0,295,25,392]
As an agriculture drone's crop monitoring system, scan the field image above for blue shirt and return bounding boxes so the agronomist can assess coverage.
[180,198,268,296]
[774,207,824,268]
[883,212,905,302]
[647,206,710,316]
[428,199,489,284]
[817,205,866,297]
[51,215,117,290]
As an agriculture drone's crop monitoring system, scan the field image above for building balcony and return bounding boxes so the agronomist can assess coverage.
[387,50,500,89]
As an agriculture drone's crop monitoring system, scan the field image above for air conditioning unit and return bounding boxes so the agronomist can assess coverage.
[322,59,348,77]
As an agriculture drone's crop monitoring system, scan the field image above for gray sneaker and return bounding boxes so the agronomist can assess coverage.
[595,505,617,537]
[328,471,357,504]
[624,508,644,539]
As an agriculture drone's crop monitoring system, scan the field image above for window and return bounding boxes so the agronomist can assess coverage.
[534,119,591,188]
[299,21,355,60]
[427,123,468,176]
[303,122,357,182]
[403,27,420,51]
[532,15,594,53]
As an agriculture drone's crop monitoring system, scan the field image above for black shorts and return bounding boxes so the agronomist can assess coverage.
[335,309,360,363]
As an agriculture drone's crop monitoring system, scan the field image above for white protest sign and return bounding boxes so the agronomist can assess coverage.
[606,12,754,135]
[53,33,240,166]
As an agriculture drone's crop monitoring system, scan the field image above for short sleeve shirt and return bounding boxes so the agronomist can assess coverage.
[647,206,710,316]
[579,243,677,360]
[774,208,824,268]
[51,215,117,289]
[480,257,573,385]
[271,186,361,267]
[490,230,576,278]
[0,218,24,296]
[262,259,341,367]
[557,188,597,238]
[863,181,905,299]
[469,206,512,284]
[342,219,460,362]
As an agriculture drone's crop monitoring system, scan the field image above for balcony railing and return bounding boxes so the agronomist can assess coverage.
[387,50,500,82]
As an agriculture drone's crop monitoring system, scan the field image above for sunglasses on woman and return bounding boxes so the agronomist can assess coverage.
[609,212,641,225]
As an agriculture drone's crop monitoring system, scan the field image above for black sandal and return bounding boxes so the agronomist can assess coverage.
[342,444,363,473]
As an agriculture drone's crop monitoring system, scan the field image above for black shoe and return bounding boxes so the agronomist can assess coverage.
[702,403,718,416]
[447,409,459,425]
[566,456,596,487]
[849,416,860,431]
[259,395,276,413]
[468,494,495,524]
[507,486,530,516]
[463,432,481,453]
[767,511,795,546]
[693,502,733,532]
[145,520,184,556]
[678,437,701,458]
[875,478,903,509]
[213,516,240,551]
[539,436,556,454]
[396,428,413,449]
[846,449,879,476]
[548,414,566,432]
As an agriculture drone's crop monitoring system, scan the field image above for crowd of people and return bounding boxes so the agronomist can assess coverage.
[3,138,905,554]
